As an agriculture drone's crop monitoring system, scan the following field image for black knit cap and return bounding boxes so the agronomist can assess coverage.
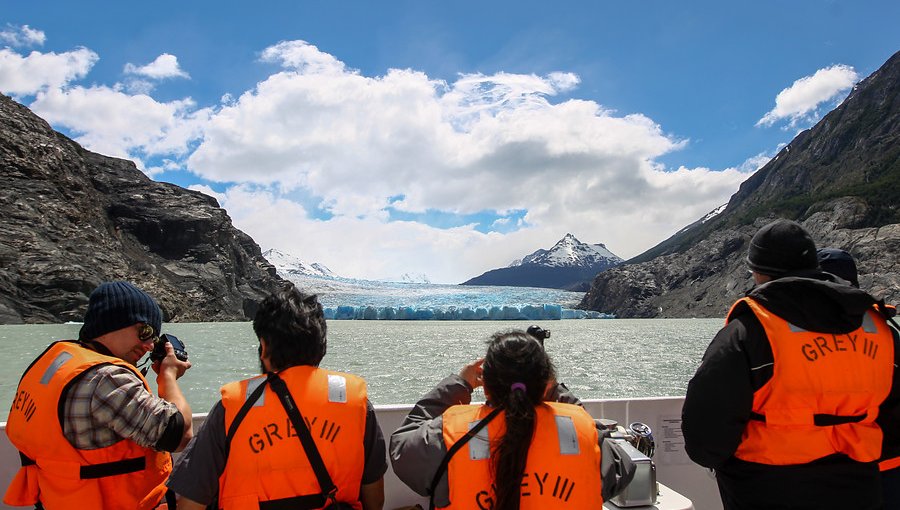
[746,219,818,276]
[817,248,859,287]
[78,281,162,341]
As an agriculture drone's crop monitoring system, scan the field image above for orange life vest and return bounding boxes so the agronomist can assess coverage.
[440,402,602,510]
[4,341,171,510]
[880,303,900,472]
[218,365,368,510]
[728,298,894,465]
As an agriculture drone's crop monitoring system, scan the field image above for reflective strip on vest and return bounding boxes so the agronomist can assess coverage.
[467,420,490,460]
[556,415,580,455]
[40,352,73,385]
[328,374,347,403]
[246,377,266,407]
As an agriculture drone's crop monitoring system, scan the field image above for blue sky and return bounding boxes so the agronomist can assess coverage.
[2,1,899,283]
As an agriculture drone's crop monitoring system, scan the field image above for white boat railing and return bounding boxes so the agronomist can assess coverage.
[0,397,722,509]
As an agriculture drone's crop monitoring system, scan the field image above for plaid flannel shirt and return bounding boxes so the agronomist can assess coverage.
[63,364,179,450]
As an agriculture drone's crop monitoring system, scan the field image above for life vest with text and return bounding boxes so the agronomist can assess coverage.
[4,340,171,510]
[218,365,368,510]
[729,298,894,465]
[440,402,602,510]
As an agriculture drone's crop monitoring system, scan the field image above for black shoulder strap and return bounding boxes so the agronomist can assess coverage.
[224,376,270,457]
[427,406,503,510]
[268,372,339,504]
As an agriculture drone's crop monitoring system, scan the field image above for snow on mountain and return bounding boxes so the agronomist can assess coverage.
[511,233,623,268]
[701,204,727,224]
[262,248,336,278]
[464,234,623,290]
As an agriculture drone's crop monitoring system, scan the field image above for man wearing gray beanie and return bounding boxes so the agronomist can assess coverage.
[682,219,900,510]
[5,281,193,509]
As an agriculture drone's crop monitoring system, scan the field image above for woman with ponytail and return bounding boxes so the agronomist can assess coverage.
[390,329,633,509]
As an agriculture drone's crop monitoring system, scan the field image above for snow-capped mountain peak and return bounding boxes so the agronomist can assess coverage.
[511,233,623,269]
[262,248,335,278]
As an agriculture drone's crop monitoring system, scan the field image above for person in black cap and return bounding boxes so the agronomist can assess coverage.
[817,247,860,287]
[4,281,193,509]
[681,219,900,510]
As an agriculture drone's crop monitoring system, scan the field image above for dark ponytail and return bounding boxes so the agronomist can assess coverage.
[482,330,554,510]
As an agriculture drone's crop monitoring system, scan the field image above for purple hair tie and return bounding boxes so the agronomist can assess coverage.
[510,382,527,393]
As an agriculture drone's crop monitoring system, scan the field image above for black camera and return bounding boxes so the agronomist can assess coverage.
[526,325,551,346]
[149,333,189,363]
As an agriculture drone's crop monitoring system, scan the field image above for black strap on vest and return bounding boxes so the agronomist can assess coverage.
[427,406,503,510]
[19,451,35,467]
[19,449,146,479]
[258,494,328,510]
[224,376,270,458]
[749,411,867,426]
[268,372,341,509]
[79,456,146,479]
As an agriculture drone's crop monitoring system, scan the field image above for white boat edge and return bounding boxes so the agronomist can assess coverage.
[0,396,722,509]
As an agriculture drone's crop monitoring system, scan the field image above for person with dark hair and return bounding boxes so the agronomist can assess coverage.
[168,284,387,510]
[390,329,634,509]
[682,219,900,510]
[817,247,860,287]
[4,281,193,510]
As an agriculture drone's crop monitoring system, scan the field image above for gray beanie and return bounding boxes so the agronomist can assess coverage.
[78,282,162,341]
[746,219,819,276]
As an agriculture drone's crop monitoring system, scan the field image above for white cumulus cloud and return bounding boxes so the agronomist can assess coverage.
[0,24,46,47]
[30,86,210,170]
[184,40,749,281]
[757,64,858,127]
[0,47,98,95]
[124,53,190,80]
[2,37,753,283]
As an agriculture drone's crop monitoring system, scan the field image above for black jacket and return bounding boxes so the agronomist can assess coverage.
[681,272,900,510]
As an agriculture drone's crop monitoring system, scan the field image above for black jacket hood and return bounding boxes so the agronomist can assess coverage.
[746,271,880,334]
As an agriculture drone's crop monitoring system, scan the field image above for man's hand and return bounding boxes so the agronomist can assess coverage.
[460,358,484,390]
[152,341,191,379]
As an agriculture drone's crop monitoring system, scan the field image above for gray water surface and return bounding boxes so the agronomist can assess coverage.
[0,319,721,420]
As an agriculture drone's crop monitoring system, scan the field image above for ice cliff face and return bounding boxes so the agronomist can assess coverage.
[263,248,335,278]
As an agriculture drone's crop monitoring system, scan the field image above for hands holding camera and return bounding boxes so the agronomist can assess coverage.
[459,358,484,390]
[151,335,191,380]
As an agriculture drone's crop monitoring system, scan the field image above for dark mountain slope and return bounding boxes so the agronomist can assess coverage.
[581,50,900,318]
[463,233,622,290]
[0,93,284,324]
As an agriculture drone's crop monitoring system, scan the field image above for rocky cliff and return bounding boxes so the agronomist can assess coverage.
[0,93,285,324]
[580,50,900,318]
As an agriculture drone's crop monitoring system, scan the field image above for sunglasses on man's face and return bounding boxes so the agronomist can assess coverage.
[138,323,158,343]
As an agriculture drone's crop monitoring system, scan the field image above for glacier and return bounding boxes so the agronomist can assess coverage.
[279,273,614,320]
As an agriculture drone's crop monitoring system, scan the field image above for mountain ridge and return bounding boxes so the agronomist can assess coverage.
[464,233,623,290]
[0,93,285,324]
[580,50,900,318]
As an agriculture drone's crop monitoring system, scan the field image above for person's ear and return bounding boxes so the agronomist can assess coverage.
[258,339,268,359]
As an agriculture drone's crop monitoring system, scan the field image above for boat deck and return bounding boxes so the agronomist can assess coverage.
[0,397,721,509]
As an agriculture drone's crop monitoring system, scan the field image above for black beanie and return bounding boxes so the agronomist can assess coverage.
[817,247,859,287]
[79,281,162,341]
[746,219,818,276]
